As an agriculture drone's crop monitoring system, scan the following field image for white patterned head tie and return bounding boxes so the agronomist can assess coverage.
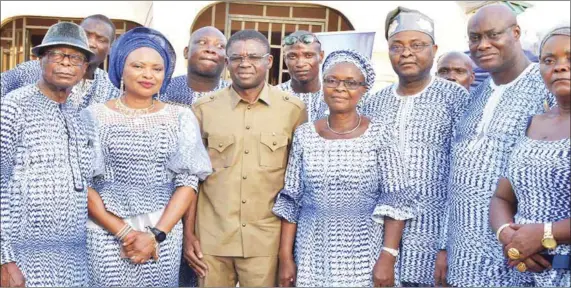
[385,6,435,43]
[322,49,376,93]
[539,25,570,57]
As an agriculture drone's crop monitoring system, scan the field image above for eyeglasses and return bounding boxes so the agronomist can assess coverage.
[389,43,432,54]
[228,53,270,65]
[468,25,515,45]
[44,50,87,66]
[323,77,366,90]
[283,34,321,46]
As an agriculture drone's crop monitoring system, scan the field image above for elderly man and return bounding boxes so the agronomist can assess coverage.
[361,6,470,287]
[0,14,119,109]
[188,30,307,287]
[444,4,556,287]
[0,22,93,287]
[436,51,475,91]
[278,30,327,121]
[162,26,230,107]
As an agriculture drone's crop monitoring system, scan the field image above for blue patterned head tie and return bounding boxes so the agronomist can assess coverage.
[539,25,570,57]
[322,49,376,92]
[108,27,176,94]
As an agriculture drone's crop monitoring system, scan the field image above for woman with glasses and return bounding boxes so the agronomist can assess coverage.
[81,27,211,287]
[0,22,93,287]
[490,25,570,287]
[273,49,417,287]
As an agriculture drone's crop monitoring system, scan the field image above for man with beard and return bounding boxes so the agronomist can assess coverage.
[443,4,556,287]
[278,30,327,121]
[188,30,307,287]
[161,26,229,107]
[1,14,119,110]
[361,6,470,287]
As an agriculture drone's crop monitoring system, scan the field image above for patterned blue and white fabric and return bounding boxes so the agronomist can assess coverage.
[445,63,556,287]
[0,84,91,286]
[272,121,417,287]
[81,103,212,287]
[278,80,328,122]
[0,60,119,110]
[161,75,229,108]
[507,134,570,287]
[361,76,470,285]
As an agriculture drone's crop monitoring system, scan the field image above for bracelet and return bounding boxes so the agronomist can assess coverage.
[116,224,133,241]
[496,223,511,242]
[382,247,399,257]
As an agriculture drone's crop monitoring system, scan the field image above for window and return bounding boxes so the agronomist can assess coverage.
[192,1,354,85]
[0,16,141,72]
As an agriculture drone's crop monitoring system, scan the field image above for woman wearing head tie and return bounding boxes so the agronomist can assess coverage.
[272,49,418,287]
[81,27,212,287]
[490,25,570,287]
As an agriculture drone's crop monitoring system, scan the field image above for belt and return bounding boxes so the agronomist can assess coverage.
[87,208,165,232]
[542,254,570,270]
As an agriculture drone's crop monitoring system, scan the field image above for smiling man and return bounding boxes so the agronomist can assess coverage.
[0,14,119,110]
[278,30,327,121]
[443,4,556,287]
[361,6,470,288]
[161,26,230,107]
[189,30,307,287]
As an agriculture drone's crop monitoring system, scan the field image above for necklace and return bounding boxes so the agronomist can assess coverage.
[327,114,362,135]
[115,95,155,117]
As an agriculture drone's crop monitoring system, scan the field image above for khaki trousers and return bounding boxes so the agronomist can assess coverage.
[198,255,278,287]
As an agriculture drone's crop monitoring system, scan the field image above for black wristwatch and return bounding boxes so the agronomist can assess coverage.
[147,226,167,243]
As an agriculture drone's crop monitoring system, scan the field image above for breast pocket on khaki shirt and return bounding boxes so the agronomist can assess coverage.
[207,135,235,170]
[259,132,289,168]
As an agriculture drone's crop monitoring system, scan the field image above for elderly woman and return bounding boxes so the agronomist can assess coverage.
[273,49,417,287]
[0,22,93,287]
[81,27,212,287]
[490,25,570,287]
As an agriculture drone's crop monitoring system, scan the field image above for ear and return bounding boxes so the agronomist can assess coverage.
[512,25,521,40]
[266,54,274,70]
[432,44,439,57]
[319,50,325,64]
[183,46,189,60]
[469,71,475,85]
[224,57,230,67]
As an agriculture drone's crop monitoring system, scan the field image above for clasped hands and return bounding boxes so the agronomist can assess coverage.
[121,230,159,264]
[499,223,552,273]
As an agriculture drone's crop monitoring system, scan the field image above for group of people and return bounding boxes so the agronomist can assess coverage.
[0,3,568,288]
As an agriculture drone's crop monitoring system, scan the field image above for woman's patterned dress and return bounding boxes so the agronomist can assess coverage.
[81,103,211,287]
[273,122,417,287]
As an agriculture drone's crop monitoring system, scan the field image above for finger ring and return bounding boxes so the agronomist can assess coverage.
[507,248,521,260]
[516,262,527,272]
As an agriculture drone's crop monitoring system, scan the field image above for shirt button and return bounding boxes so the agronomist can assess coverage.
[285,96,290,100]
[242,175,247,180]
[247,105,251,110]
[245,150,249,154]
[273,141,277,146]
[242,200,246,204]
[242,223,246,227]
[210,95,214,99]
[218,143,223,148]
[246,125,251,130]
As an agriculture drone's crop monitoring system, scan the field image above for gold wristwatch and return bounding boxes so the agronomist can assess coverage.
[541,222,557,250]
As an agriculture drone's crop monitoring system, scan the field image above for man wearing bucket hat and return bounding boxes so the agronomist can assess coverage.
[1,14,119,110]
[0,22,94,287]
[361,6,470,287]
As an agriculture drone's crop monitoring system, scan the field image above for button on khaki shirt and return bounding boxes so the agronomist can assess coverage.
[192,83,307,257]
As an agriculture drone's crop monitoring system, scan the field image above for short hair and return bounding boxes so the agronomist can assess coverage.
[82,14,116,42]
[226,30,270,53]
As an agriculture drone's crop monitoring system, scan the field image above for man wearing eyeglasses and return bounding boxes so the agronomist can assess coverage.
[1,22,93,287]
[0,14,119,111]
[361,6,470,288]
[436,51,475,91]
[278,30,327,122]
[189,30,307,287]
[444,4,556,287]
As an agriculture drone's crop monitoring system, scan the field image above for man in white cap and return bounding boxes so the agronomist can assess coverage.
[361,6,470,287]
[0,22,93,287]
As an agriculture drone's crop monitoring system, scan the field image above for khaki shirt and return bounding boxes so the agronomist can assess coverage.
[192,83,307,257]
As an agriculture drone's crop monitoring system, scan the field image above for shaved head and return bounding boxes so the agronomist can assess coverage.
[437,51,475,90]
[467,4,524,74]
[185,26,226,78]
[189,26,226,46]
